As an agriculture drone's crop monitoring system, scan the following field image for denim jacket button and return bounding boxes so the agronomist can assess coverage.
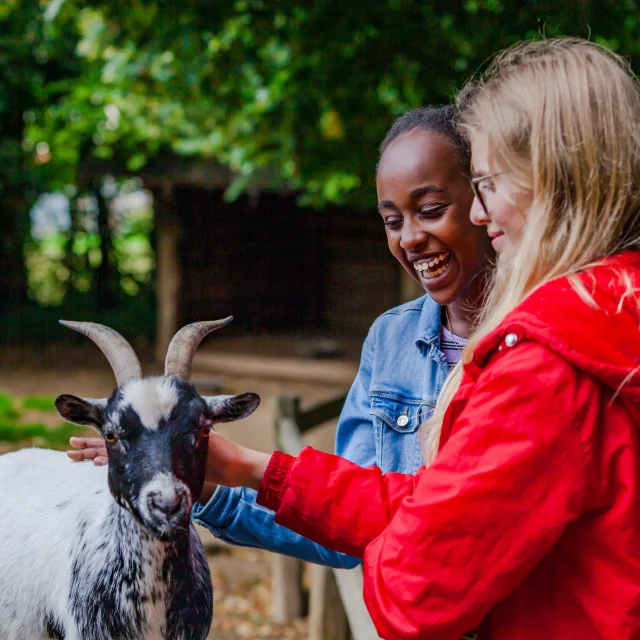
[396,414,409,427]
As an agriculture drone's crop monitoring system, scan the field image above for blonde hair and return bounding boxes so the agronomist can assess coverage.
[421,38,640,465]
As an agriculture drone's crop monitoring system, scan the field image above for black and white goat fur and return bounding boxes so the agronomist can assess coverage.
[0,318,260,640]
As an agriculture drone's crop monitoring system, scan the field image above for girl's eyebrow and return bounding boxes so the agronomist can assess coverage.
[377,200,397,213]
[377,185,447,213]
[409,185,446,199]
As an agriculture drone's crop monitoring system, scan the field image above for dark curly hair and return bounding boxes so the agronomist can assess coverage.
[379,95,476,172]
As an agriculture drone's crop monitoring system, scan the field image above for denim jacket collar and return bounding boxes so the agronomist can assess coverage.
[415,294,441,350]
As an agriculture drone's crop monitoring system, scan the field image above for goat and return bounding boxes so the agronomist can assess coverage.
[0,318,260,640]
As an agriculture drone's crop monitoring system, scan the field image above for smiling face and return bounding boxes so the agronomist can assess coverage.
[469,132,532,256]
[377,129,493,306]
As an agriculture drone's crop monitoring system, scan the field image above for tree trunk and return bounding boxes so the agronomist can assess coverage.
[152,182,181,362]
[93,180,117,309]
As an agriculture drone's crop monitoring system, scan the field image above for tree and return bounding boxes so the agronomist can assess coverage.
[22,0,640,210]
[4,0,640,322]
[0,0,80,312]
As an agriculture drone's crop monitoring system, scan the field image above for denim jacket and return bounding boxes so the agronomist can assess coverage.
[193,294,450,568]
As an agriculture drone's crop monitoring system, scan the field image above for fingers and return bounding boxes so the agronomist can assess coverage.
[68,437,108,464]
[67,447,103,460]
[67,437,108,466]
[66,447,108,464]
[69,437,105,449]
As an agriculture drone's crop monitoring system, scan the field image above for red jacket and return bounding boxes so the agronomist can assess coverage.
[258,252,640,640]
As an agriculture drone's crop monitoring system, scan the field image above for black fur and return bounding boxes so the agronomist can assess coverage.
[68,505,212,639]
[53,376,259,639]
[45,613,65,639]
[164,529,213,639]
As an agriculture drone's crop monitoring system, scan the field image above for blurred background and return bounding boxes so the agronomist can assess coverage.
[1,1,640,638]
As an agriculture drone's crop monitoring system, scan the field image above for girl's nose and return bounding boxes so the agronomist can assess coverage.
[470,196,489,226]
[399,219,428,251]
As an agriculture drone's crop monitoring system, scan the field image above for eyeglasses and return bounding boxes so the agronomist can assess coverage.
[469,173,504,215]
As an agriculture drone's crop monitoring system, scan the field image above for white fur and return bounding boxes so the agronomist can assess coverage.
[0,448,209,640]
[120,378,179,431]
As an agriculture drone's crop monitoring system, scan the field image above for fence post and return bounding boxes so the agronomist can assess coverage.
[271,395,305,623]
[271,393,380,639]
[308,564,350,640]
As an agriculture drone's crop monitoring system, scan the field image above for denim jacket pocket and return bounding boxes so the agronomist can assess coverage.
[370,394,432,473]
[370,394,425,433]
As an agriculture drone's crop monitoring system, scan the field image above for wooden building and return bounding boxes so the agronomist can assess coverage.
[81,156,423,358]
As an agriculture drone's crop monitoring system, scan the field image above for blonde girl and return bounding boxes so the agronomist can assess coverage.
[194,38,640,639]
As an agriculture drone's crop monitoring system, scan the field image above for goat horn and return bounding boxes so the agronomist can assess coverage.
[59,320,143,387]
[164,317,233,380]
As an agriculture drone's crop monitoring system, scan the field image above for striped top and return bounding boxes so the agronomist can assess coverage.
[441,324,468,370]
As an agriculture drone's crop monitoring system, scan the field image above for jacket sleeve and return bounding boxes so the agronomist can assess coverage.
[191,331,379,569]
[259,342,598,639]
[193,485,359,567]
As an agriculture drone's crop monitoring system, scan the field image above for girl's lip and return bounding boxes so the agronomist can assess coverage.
[490,233,505,251]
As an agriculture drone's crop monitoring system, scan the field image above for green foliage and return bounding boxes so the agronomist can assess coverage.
[4,0,640,336]
[0,393,20,421]
[25,179,155,307]
[0,286,156,344]
[0,0,82,313]
[20,0,640,208]
[21,395,57,412]
[0,391,81,449]
[0,421,80,447]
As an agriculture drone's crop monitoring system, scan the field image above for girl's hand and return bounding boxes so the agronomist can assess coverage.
[201,431,270,501]
[67,437,108,466]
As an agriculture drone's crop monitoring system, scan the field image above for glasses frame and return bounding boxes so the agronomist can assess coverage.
[469,172,504,215]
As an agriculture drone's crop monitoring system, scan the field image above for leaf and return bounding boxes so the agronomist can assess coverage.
[126,152,147,171]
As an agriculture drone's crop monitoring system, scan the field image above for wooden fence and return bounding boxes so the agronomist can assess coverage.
[271,394,381,640]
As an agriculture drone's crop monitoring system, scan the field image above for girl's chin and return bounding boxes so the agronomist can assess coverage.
[424,287,460,307]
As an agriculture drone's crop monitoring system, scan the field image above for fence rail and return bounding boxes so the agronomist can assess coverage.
[272,394,381,640]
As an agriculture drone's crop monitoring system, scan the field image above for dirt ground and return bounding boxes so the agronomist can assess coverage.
[0,341,358,639]
[204,536,309,640]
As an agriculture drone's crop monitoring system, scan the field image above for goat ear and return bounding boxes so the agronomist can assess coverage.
[55,394,107,432]
[203,393,260,423]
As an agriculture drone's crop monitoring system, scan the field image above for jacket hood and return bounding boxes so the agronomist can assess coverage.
[473,252,640,423]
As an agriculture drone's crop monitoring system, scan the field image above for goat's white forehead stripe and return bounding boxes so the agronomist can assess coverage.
[121,378,179,431]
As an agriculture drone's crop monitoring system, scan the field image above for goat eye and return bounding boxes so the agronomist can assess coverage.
[104,431,118,444]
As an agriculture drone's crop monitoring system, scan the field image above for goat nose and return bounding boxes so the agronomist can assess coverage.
[148,490,185,518]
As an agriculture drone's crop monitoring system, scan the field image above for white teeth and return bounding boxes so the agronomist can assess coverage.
[414,252,449,273]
